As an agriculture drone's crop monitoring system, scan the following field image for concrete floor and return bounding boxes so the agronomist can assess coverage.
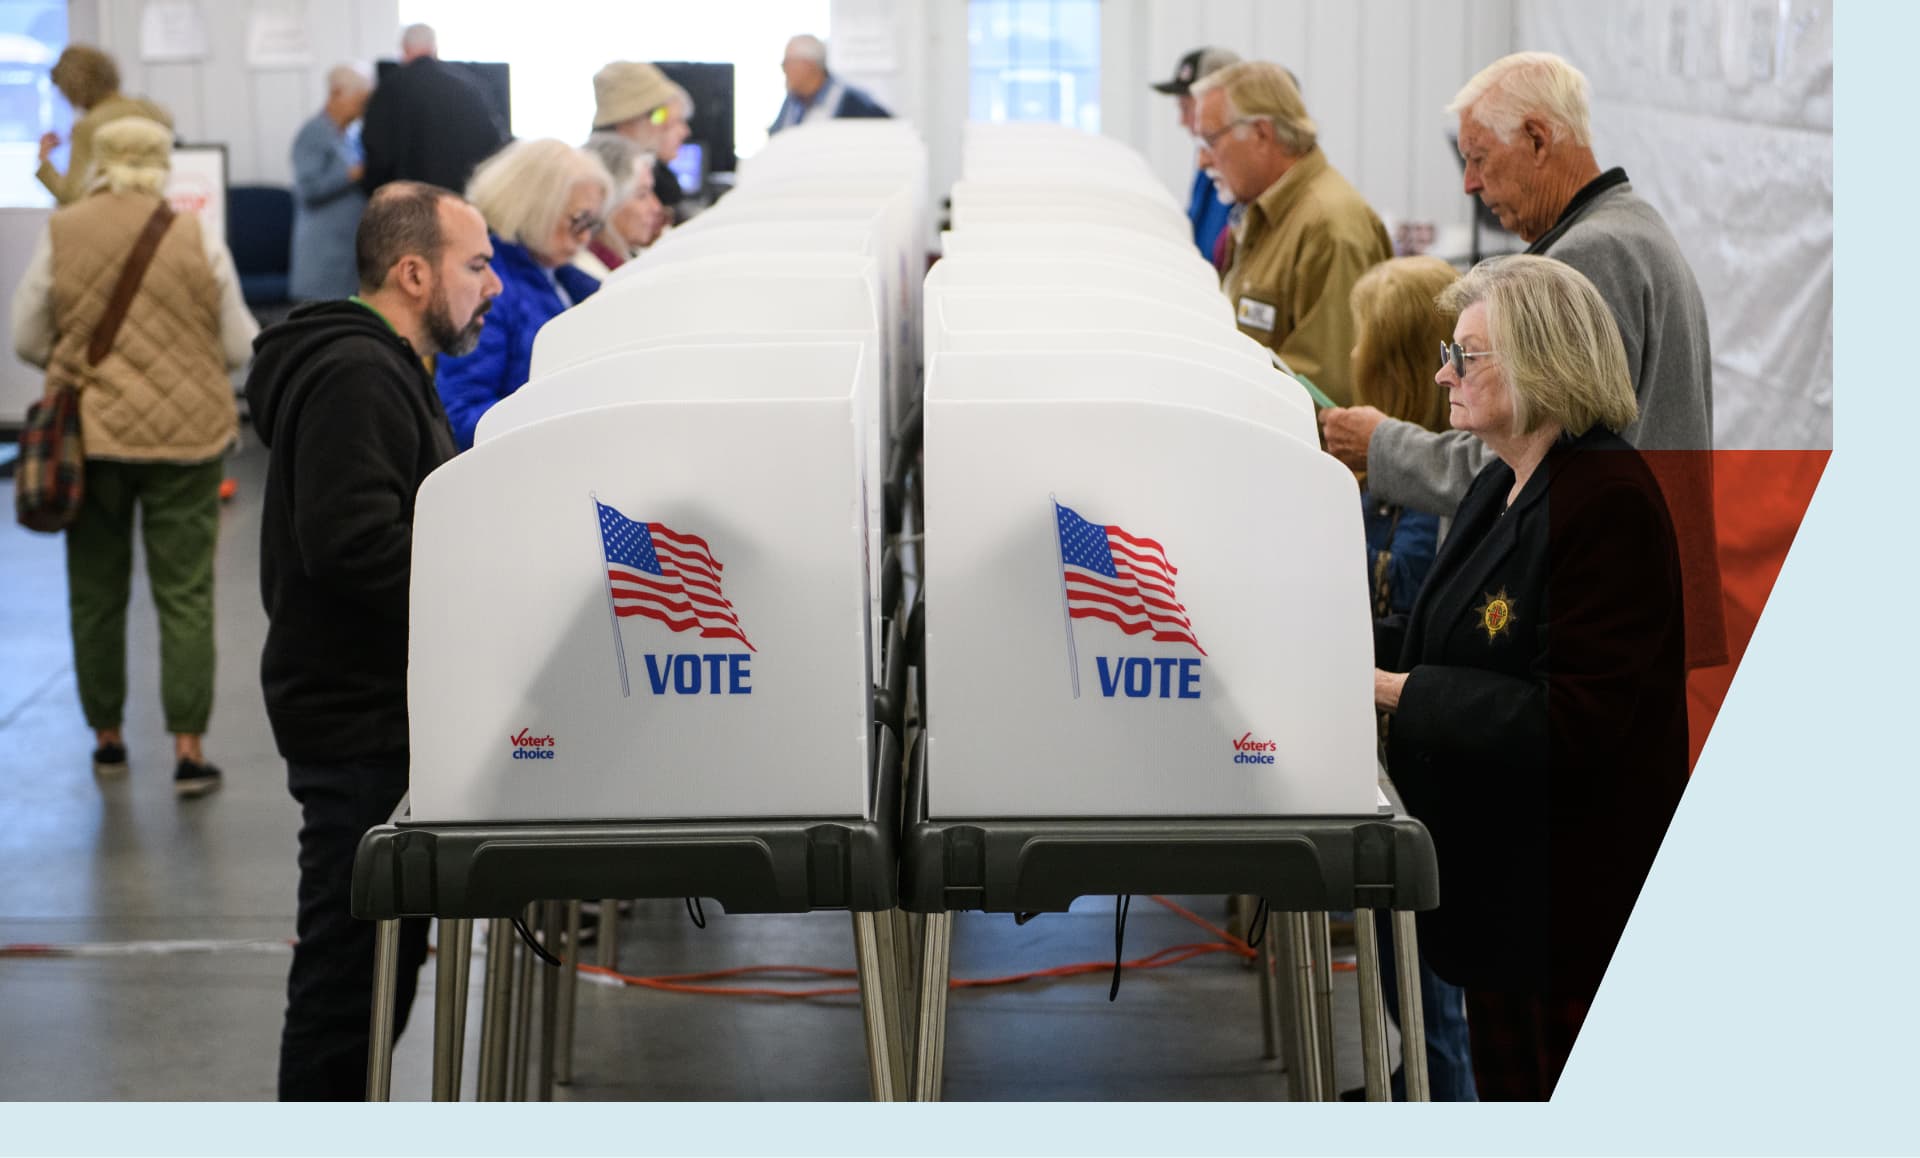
[0,436,1375,1101]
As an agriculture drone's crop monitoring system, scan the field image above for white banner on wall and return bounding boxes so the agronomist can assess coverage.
[139,0,211,63]
[246,0,314,70]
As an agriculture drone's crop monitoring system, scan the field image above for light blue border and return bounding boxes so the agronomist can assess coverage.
[4,4,1886,1155]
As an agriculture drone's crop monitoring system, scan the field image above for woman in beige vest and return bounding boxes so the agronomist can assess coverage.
[36,44,173,207]
[12,116,257,795]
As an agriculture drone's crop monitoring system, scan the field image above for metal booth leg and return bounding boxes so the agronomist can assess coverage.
[431,917,473,1100]
[557,900,581,1085]
[1284,912,1325,1100]
[596,897,620,972]
[1310,912,1338,1101]
[1391,910,1431,1102]
[911,911,953,1102]
[852,911,899,1100]
[1251,900,1281,1061]
[366,918,400,1101]
[509,903,535,1101]
[476,917,512,1101]
[1353,909,1392,1101]
[537,901,562,1101]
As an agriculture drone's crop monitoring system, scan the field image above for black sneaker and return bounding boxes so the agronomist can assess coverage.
[173,758,222,798]
[92,742,129,778]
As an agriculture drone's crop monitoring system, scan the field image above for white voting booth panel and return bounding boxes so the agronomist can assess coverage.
[950,183,1184,227]
[922,394,1375,818]
[950,202,1191,245]
[409,397,872,823]
[925,257,1233,328]
[938,224,1206,275]
[476,341,868,442]
[931,341,1315,449]
[931,242,1219,293]
[525,272,890,668]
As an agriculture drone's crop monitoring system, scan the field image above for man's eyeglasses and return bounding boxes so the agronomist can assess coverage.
[1440,340,1498,377]
[1194,115,1266,150]
[567,210,604,238]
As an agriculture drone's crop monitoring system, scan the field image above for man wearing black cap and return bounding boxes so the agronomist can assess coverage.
[1152,46,1241,265]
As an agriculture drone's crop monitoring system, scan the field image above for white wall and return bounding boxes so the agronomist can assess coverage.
[1517,1,1831,451]
[833,0,1516,243]
[92,0,400,187]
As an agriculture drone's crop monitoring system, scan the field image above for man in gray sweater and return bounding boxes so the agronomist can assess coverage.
[1322,51,1726,668]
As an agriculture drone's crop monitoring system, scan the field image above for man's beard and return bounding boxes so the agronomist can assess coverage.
[426,284,490,357]
[1205,167,1237,206]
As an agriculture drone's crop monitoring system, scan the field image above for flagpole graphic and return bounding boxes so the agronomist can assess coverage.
[591,491,632,698]
[1051,495,1081,699]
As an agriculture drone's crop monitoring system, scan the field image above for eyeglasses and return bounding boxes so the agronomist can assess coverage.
[1194,115,1265,150]
[1439,340,1498,377]
[567,210,604,238]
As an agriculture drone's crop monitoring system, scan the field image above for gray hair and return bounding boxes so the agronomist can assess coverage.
[326,64,370,96]
[785,34,827,64]
[583,131,655,206]
[1447,51,1593,149]
[1439,254,1636,437]
[465,138,615,259]
[400,23,437,56]
[1190,60,1316,155]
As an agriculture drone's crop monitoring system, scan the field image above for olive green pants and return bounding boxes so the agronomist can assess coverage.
[64,458,222,735]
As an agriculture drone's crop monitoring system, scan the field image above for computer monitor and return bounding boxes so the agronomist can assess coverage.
[656,61,735,174]
[667,141,706,197]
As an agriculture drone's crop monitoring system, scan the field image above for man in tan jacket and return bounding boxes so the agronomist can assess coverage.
[1193,61,1390,406]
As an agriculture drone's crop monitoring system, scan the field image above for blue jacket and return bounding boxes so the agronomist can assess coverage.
[1361,488,1439,623]
[1187,168,1232,263]
[288,112,367,301]
[436,236,599,450]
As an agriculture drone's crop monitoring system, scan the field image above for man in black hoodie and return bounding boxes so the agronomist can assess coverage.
[247,180,500,1100]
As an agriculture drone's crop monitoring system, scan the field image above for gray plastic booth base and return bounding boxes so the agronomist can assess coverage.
[894,739,1440,1102]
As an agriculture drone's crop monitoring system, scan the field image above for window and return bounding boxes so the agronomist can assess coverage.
[967,0,1100,133]
[0,0,68,207]
[397,0,829,162]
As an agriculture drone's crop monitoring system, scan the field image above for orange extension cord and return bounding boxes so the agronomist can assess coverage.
[575,895,1352,1000]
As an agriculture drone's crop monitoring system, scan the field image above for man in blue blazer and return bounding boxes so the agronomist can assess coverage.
[769,34,890,134]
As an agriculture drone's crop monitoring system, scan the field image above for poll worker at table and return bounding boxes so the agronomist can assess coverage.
[435,138,611,449]
[769,34,891,133]
[1322,51,1725,671]
[248,182,502,1099]
[1372,255,1689,1101]
[1191,60,1391,407]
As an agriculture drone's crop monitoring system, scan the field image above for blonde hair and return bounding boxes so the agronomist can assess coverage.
[1350,256,1460,433]
[50,44,120,110]
[1447,51,1593,148]
[88,115,171,197]
[1440,255,1636,437]
[465,138,614,259]
[1190,60,1316,154]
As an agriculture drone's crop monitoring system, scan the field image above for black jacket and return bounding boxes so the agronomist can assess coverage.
[246,301,457,762]
[1380,428,1690,1002]
[360,57,508,195]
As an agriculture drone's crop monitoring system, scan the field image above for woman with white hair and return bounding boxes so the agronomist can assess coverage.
[1372,255,1690,1100]
[435,137,613,449]
[575,132,667,279]
[11,115,258,795]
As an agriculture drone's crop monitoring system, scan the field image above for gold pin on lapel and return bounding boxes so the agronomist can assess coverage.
[1474,588,1516,642]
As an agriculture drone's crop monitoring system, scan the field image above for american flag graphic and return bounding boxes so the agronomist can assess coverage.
[1055,501,1206,655]
[596,500,755,652]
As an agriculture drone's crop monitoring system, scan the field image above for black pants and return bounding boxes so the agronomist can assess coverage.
[277,754,430,1101]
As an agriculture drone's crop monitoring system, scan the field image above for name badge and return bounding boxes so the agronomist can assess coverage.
[1236,296,1278,332]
